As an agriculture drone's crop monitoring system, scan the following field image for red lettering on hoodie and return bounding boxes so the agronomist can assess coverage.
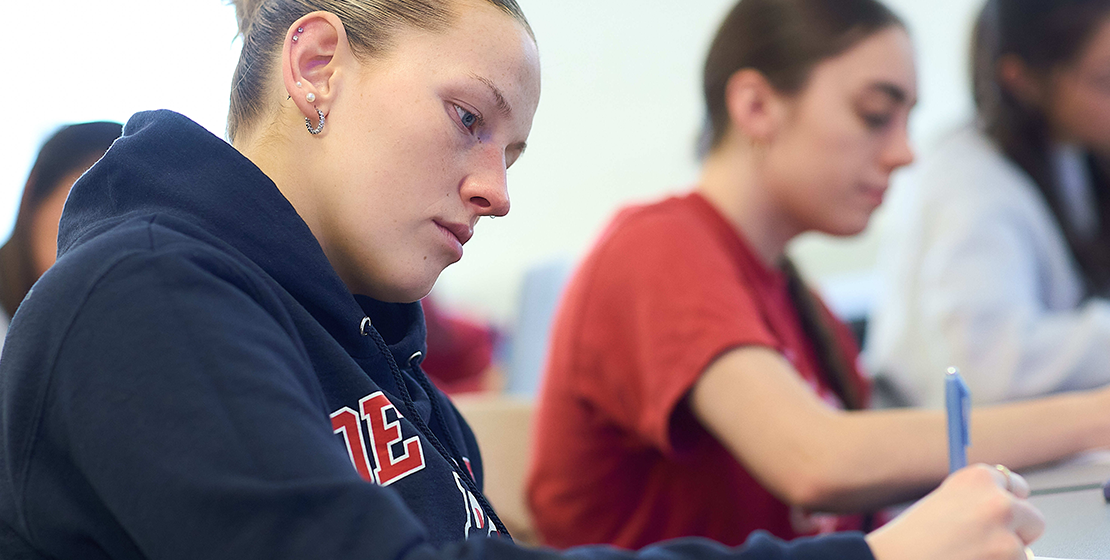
[330,391,426,486]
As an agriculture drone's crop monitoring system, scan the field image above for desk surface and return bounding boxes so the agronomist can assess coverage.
[1030,487,1110,559]
[1021,452,1110,559]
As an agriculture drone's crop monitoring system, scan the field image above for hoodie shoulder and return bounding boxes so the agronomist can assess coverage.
[9,213,310,399]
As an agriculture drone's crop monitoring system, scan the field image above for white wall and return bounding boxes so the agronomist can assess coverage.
[7,2,241,186]
[6,0,986,326]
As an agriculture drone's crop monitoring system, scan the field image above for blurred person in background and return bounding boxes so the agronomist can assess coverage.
[421,295,502,394]
[868,0,1110,407]
[0,122,122,336]
[529,0,1110,551]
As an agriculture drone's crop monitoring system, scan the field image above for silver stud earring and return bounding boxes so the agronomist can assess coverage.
[306,92,316,103]
[306,108,326,135]
[298,26,304,33]
[292,35,299,42]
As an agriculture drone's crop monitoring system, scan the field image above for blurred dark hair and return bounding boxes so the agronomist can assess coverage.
[0,121,122,317]
[698,0,904,411]
[973,0,1110,296]
[700,0,904,156]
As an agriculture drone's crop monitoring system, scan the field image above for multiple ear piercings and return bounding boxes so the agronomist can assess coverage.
[295,82,316,105]
[292,26,326,135]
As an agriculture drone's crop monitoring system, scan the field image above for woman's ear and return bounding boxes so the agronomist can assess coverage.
[281,11,354,127]
[723,69,787,143]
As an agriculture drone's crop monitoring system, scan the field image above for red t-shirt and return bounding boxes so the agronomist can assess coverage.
[527,192,870,549]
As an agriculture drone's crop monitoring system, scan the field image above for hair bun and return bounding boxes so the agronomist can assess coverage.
[232,0,266,36]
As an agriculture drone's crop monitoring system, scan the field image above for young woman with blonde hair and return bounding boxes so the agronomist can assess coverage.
[0,1,1046,559]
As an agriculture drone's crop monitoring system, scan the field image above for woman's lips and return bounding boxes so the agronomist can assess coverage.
[861,185,887,207]
[434,220,472,258]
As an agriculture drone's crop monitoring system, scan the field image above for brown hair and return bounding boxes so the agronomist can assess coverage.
[0,121,122,317]
[699,0,902,411]
[228,0,532,141]
[700,0,904,155]
[973,0,1110,296]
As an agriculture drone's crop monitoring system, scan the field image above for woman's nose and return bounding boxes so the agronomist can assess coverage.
[461,156,511,218]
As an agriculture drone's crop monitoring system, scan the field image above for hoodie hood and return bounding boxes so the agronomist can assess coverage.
[58,110,427,365]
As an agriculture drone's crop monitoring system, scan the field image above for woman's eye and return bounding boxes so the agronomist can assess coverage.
[861,112,893,129]
[455,105,480,131]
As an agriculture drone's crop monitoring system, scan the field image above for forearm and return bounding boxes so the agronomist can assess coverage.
[796,408,946,510]
[968,389,1110,466]
[492,531,875,560]
[693,347,1110,513]
[691,348,944,511]
[805,389,1110,511]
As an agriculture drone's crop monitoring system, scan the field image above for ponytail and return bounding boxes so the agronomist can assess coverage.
[781,259,866,410]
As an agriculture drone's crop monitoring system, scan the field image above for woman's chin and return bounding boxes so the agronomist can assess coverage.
[379,280,437,304]
[343,270,437,304]
[822,217,872,238]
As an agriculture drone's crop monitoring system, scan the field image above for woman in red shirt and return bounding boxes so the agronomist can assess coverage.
[529,0,1110,552]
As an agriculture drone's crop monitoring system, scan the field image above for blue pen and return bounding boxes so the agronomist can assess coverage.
[945,367,971,473]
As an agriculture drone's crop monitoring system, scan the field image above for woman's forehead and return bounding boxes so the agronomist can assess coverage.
[810,27,918,101]
[384,4,540,113]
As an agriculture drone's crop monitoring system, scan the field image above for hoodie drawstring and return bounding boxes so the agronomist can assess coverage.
[361,317,512,540]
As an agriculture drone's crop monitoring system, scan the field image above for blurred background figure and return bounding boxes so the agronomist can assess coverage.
[421,296,503,394]
[868,0,1110,407]
[0,122,122,335]
[528,0,1110,552]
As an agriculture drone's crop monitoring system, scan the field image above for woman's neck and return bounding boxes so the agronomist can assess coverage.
[697,142,802,268]
[232,117,329,255]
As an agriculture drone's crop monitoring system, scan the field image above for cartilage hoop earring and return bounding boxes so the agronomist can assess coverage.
[306,108,326,135]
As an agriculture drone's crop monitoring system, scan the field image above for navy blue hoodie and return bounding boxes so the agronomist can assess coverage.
[0,111,875,560]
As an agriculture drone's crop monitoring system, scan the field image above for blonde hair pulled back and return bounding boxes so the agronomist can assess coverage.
[228,0,531,140]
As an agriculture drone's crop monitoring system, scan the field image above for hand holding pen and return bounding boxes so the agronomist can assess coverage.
[866,367,1044,560]
[866,464,1044,560]
[942,367,1042,559]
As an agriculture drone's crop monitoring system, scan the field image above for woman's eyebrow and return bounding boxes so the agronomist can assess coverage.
[868,81,917,107]
[470,73,513,117]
